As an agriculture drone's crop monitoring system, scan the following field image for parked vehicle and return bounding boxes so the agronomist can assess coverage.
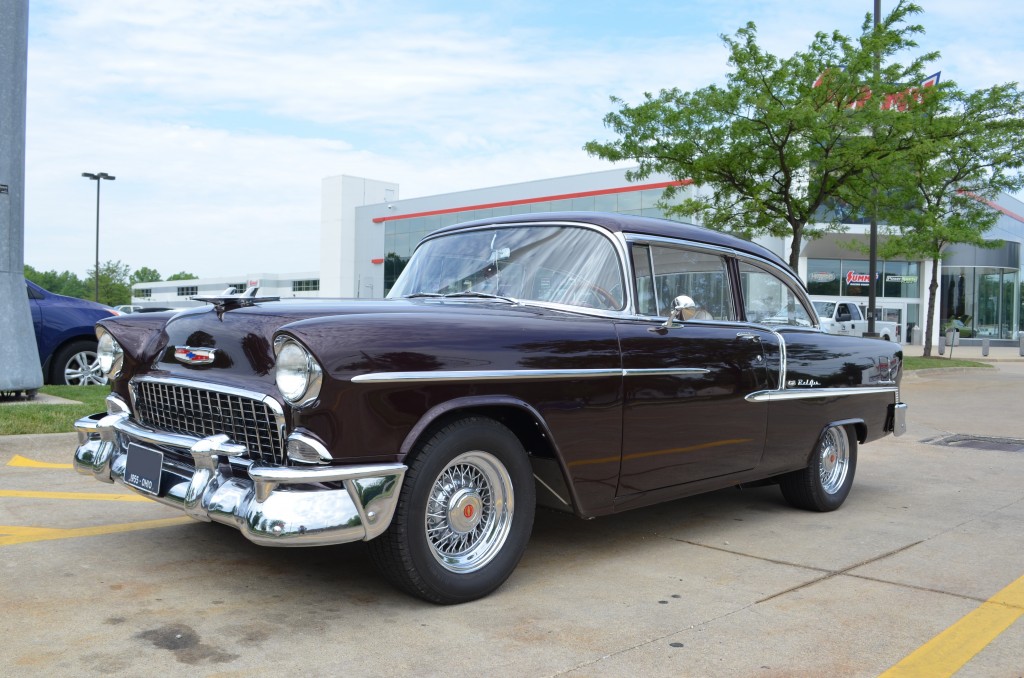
[813,300,899,341]
[27,280,119,385]
[73,212,907,603]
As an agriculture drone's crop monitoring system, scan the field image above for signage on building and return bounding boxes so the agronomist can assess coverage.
[809,272,836,283]
[885,274,918,284]
[248,279,260,288]
[846,270,878,286]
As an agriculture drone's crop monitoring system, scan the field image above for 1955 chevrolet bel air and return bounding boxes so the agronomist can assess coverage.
[73,212,907,603]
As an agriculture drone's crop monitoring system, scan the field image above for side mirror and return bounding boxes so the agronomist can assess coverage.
[663,295,697,326]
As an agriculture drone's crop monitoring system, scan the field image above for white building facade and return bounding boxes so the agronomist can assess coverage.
[133,167,1024,345]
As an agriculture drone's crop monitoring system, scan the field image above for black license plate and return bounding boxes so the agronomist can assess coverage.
[124,443,163,495]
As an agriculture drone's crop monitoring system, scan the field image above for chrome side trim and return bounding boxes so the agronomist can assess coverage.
[352,368,622,384]
[745,386,900,403]
[622,368,711,377]
[353,367,717,384]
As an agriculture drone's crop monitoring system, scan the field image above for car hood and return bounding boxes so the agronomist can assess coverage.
[99,298,607,393]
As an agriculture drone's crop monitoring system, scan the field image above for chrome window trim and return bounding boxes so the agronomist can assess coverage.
[746,386,899,403]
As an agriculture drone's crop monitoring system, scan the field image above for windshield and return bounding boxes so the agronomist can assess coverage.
[388,225,626,311]
[812,301,835,319]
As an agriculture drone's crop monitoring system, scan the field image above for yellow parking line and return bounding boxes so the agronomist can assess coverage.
[7,454,73,469]
[0,489,150,502]
[881,574,1024,677]
[0,517,193,546]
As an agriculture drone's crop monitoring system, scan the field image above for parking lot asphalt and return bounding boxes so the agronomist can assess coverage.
[1,364,1022,677]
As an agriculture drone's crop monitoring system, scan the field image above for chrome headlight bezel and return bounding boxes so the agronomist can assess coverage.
[274,336,323,407]
[96,329,124,378]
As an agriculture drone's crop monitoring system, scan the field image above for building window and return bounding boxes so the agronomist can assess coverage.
[292,279,320,292]
[230,283,245,293]
[136,288,152,299]
[177,286,198,297]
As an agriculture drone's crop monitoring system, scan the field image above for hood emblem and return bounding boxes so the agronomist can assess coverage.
[174,346,218,365]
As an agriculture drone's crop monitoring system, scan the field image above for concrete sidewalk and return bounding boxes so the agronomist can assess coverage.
[902,342,1023,362]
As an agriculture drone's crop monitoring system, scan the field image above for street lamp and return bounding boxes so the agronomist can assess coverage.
[81,171,115,302]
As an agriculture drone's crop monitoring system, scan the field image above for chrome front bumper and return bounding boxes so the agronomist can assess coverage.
[73,411,406,547]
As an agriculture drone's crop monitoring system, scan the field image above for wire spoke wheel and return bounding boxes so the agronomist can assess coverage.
[818,426,850,495]
[425,450,514,573]
[780,424,857,512]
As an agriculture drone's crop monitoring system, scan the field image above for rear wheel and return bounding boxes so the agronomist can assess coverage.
[368,417,535,604]
[780,425,856,512]
[50,340,107,386]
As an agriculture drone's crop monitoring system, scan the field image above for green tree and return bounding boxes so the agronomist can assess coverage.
[24,265,88,298]
[870,83,1024,355]
[166,271,198,281]
[130,266,162,285]
[83,260,132,306]
[584,1,939,269]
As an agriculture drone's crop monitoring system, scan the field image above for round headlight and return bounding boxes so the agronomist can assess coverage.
[96,330,123,377]
[275,338,323,406]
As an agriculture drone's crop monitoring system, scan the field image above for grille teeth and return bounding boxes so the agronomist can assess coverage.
[134,381,286,465]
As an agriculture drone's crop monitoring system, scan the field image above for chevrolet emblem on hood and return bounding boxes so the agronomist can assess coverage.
[174,346,218,365]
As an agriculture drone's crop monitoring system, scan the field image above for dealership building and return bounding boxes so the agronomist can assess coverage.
[133,167,1024,346]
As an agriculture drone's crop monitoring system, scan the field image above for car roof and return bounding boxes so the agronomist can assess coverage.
[427,211,792,272]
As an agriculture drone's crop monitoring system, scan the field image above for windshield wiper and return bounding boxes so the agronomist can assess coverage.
[443,291,519,304]
[402,292,444,298]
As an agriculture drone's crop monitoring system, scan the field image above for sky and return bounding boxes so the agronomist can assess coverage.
[20,0,1024,280]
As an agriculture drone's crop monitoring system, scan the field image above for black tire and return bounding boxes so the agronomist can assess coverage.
[368,417,535,604]
[49,340,107,386]
[780,425,857,512]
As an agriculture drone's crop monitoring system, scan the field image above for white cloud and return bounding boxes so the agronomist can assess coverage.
[20,0,1024,278]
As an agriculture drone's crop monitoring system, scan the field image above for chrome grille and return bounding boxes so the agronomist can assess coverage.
[134,379,286,465]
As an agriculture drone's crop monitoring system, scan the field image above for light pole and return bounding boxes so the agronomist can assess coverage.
[82,171,115,302]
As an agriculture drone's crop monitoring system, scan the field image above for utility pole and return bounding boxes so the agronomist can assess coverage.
[865,0,881,337]
[0,0,44,395]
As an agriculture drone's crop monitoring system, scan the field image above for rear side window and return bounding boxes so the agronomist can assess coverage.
[738,262,815,327]
[632,244,736,320]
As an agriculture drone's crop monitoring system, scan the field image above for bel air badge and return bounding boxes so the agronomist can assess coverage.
[174,346,217,365]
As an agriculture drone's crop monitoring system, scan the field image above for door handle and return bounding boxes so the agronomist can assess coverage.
[736,332,760,341]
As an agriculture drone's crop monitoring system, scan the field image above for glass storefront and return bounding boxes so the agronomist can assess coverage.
[807,257,921,342]
[940,266,1019,340]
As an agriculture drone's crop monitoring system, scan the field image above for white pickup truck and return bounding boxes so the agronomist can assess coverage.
[813,300,900,341]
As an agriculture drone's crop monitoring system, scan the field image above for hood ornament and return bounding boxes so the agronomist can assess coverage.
[193,286,280,312]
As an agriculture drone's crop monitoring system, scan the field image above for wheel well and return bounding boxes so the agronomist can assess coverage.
[45,335,98,383]
[413,405,559,462]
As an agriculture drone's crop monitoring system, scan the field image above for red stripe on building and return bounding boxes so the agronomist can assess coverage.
[371,179,691,224]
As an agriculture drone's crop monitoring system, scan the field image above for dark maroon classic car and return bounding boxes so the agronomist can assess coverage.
[74,212,906,603]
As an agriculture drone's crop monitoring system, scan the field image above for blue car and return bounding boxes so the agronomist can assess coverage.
[27,280,119,385]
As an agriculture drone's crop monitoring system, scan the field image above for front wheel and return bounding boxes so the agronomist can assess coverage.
[780,425,857,512]
[368,417,535,604]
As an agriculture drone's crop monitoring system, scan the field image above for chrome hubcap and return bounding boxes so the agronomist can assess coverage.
[819,427,849,495]
[425,450,514,573]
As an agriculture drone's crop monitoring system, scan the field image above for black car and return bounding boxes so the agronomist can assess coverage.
[73,212,907,602]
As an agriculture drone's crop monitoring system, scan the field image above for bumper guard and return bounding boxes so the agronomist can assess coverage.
[73,411,406,547]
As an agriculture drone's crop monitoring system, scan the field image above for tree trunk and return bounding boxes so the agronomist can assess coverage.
[788,226,803,271]
[922,254,940,357]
